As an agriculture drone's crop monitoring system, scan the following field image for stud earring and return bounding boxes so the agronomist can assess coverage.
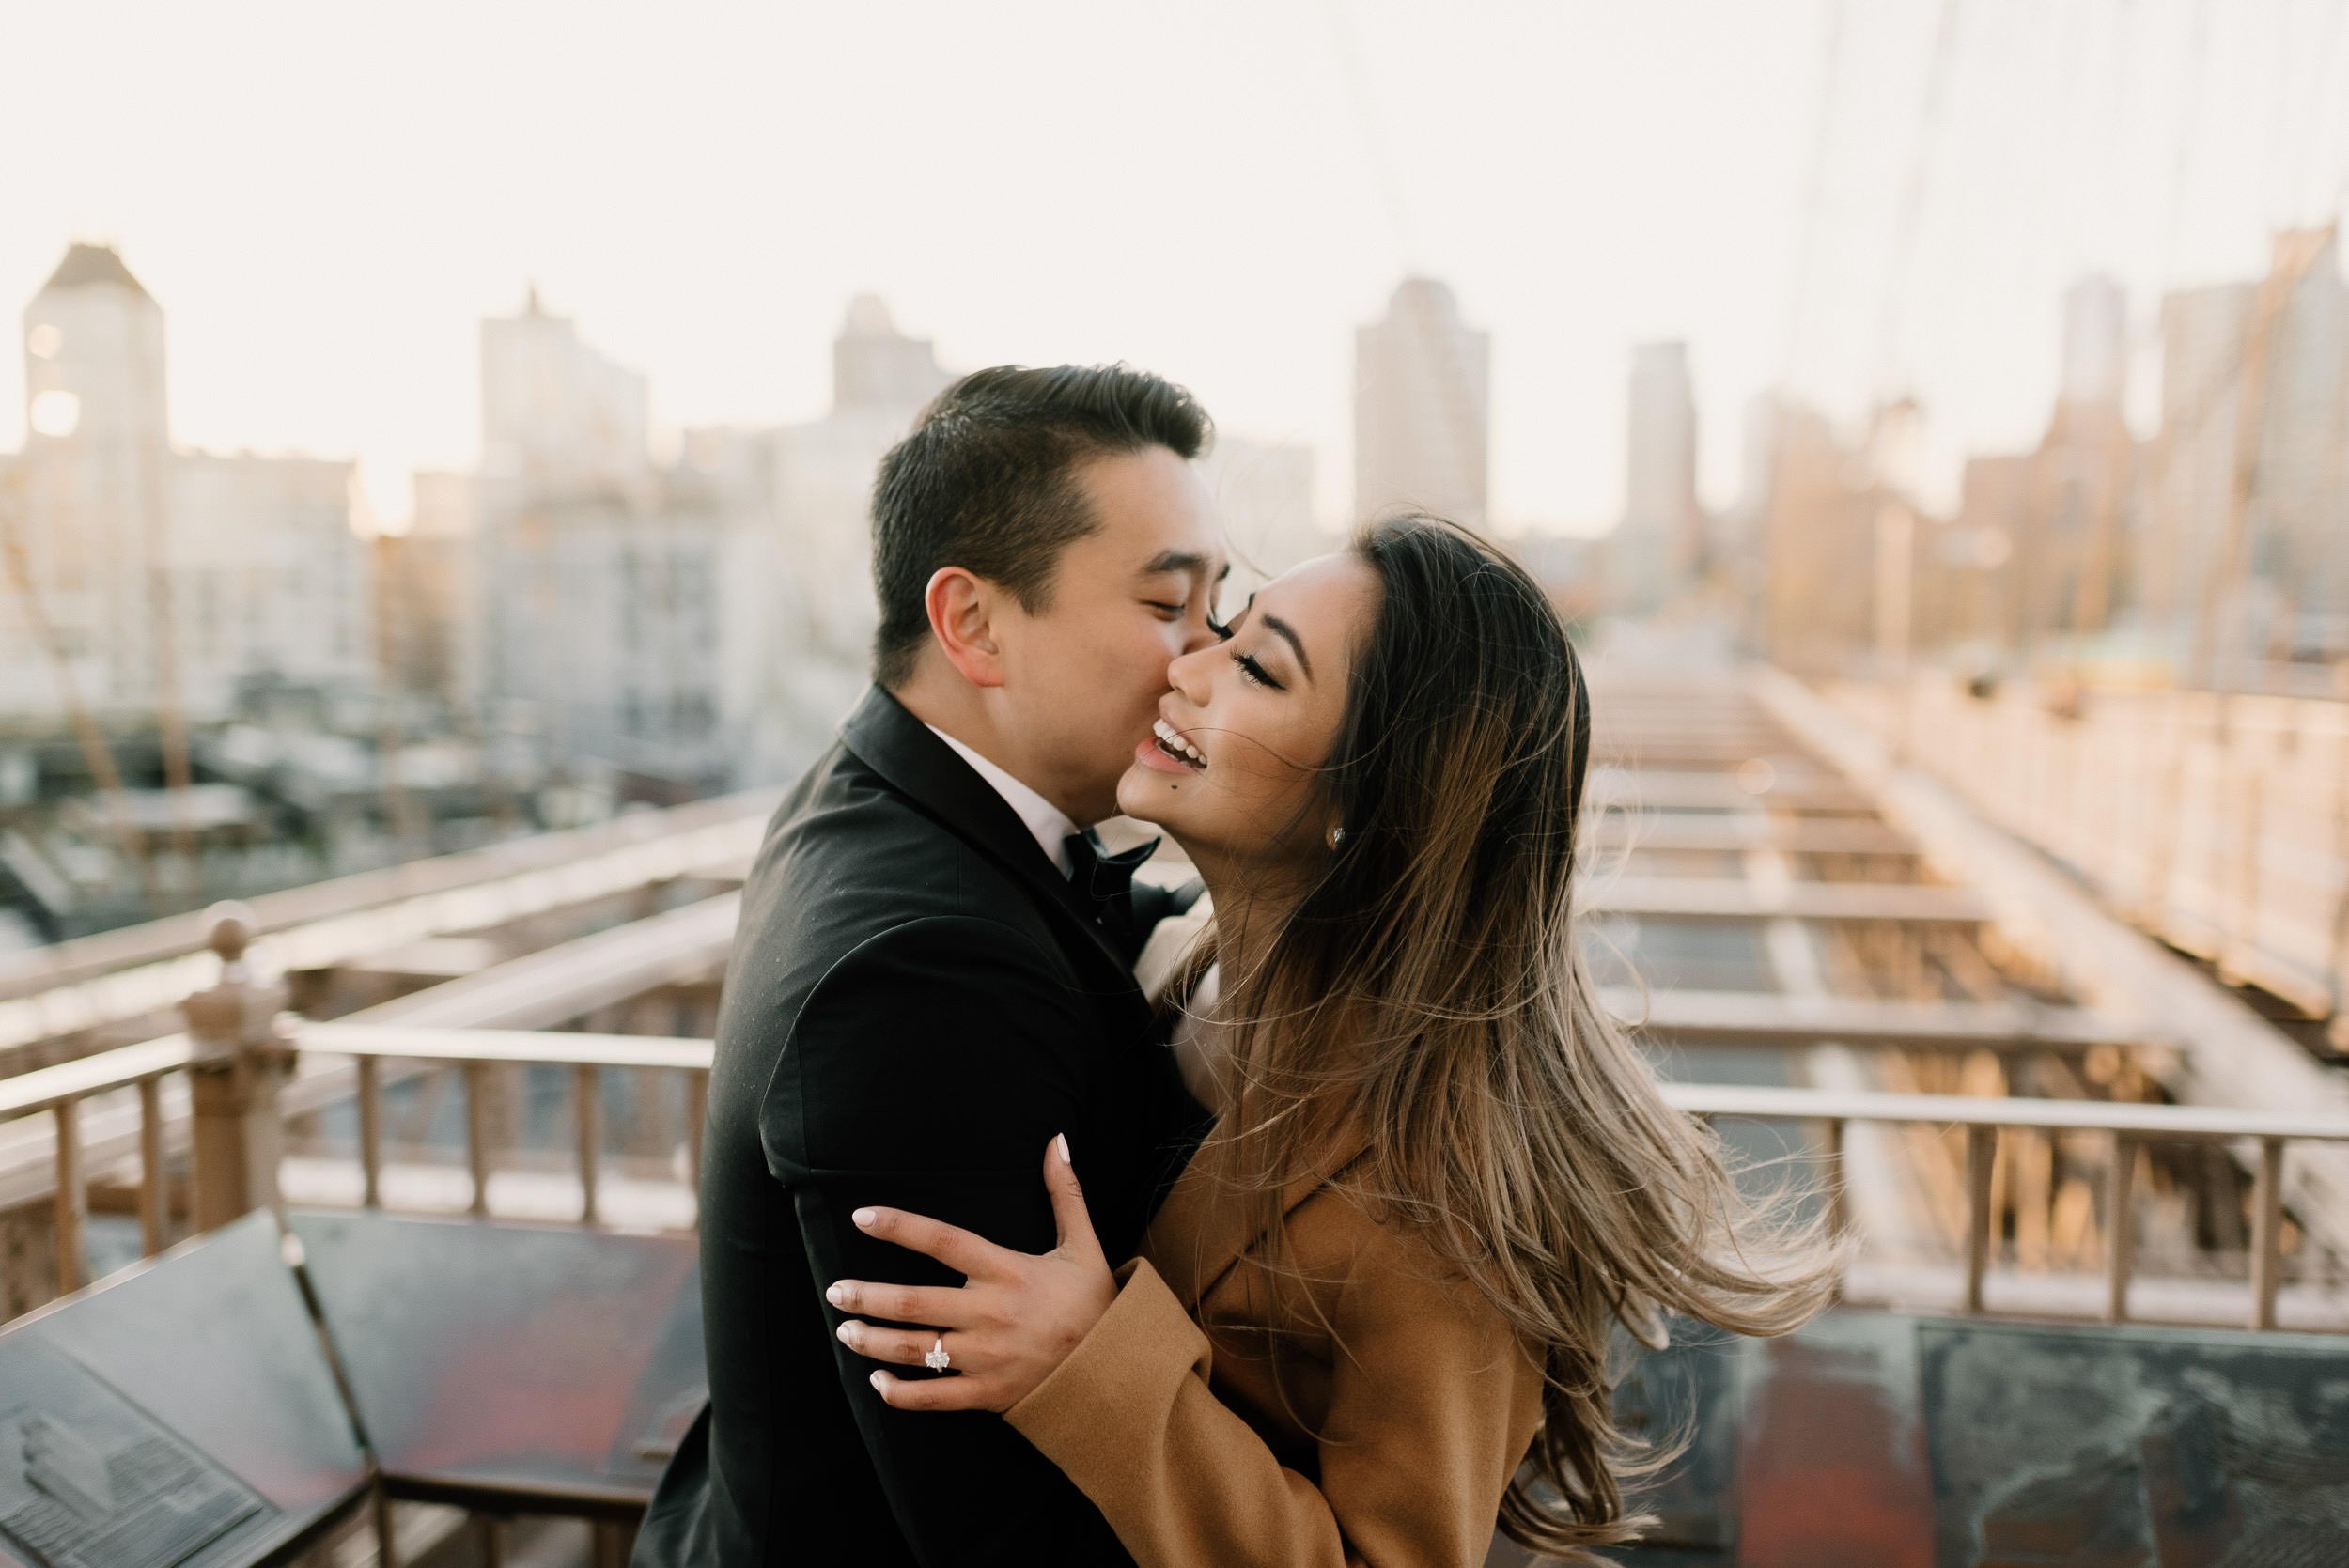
[1327,824,1346,850]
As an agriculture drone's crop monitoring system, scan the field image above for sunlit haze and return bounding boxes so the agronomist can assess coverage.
[6,0,2345,528]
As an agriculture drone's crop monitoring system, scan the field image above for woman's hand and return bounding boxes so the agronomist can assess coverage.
[827,1134,1115,1413]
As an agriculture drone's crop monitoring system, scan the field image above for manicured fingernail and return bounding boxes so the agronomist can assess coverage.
[834,1321,855,1343]
[853,1207,878,1227]
[868,1370,886,1391]
[1055,1133,1071,1165]
[826,1282,845,1306]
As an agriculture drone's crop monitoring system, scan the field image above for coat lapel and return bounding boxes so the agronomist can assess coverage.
[1145,1118,1375,1311]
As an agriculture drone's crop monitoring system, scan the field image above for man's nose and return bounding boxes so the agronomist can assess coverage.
[1178,605,1221,655]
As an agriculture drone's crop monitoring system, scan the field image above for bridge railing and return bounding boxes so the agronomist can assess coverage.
[295,1021,711,1226]
[8,910,2349,1337]
[1665,1079,2349,1331]
[1839,675,2349,1034]
[0,1029,196,1294]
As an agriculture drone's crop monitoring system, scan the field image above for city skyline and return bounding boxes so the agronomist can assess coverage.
[8,2,2345,536]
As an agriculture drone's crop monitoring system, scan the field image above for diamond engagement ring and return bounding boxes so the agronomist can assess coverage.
[924,1336,951,1372]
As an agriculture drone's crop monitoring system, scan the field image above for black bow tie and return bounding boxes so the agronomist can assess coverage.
[1063,830,1159,908]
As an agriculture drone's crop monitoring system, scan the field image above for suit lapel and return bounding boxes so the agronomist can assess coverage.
[839,686,1147,1020]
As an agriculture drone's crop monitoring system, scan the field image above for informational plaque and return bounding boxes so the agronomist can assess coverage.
[290,1210,703,1513]
[0,1340,273,1568]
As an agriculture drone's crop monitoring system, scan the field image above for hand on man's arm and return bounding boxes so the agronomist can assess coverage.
[764,914,1130,1566]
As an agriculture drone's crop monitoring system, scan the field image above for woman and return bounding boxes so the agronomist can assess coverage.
[824,515,1839,1564]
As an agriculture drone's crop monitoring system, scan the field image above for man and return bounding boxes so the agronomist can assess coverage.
[633,365,1227,1566]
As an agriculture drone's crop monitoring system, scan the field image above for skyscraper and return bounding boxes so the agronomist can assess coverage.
[13,244,171,715]
[1616,341,1703,612]
[2252,230,2349,659]
[468,289,953,792]
[472,289,737,792]
[832,294,951,417]
[773,295,951,670]
[1353,278,1488,528]
[479,285,651,494]
[6,244,367,724]
[2058,275,2128,411]
[2152,228,2348,668]
[2027,275,2137,652]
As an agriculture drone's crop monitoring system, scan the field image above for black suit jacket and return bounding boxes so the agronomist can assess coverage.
[633,687,1205,1567]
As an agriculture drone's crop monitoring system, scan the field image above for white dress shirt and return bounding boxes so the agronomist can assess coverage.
[925,723,1080,877]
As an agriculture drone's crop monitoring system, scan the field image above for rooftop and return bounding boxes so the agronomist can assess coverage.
[39,242,152,300]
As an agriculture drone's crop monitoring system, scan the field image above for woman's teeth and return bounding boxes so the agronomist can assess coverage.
[1153,718,1208,771]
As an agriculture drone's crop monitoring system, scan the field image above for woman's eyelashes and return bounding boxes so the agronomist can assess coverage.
[1234,651,1283,691]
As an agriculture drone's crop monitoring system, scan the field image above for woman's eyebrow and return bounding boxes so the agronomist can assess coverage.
[1260,613,1313,680]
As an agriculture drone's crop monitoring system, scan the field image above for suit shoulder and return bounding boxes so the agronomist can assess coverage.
[819,910,1071,985]
[772,770,1040,928]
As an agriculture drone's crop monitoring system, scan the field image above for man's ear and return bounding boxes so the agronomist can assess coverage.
[925,567,1006,689]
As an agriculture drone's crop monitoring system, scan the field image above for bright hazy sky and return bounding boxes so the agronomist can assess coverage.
[6,0,2345,532]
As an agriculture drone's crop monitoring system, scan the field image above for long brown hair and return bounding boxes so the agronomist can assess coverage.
[1203,514,1841,1560]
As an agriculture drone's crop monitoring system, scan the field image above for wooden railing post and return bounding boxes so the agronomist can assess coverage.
[136,1077,167,1255]
[464,1061,493,1218]
[1823,1117,1849,1305]
[356,1055,384,1209]
[53,1099,86,1296]
[2104,1133,2136,1324]
[1822,1117,1849,1237]
[686,1069,709,1192]
[576,1063,602,1226]
[2248,1136,2284,1331]
[1964,1124,1997,1313]
[182,903,295,1231]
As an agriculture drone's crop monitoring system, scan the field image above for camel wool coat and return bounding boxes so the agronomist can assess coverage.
[1004,1126,1548,1567]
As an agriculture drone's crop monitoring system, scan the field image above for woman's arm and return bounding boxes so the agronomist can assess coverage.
[1004,1230,1538,1568]
[830,1159,1539,1568]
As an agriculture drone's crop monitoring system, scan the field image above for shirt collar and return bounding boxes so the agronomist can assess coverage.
[924,723,1080,877]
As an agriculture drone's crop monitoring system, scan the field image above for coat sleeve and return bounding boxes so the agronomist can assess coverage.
[765,913,1132,1566]
[1004,1234,1542,1568]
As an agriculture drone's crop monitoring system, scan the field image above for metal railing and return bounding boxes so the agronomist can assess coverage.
[1844,675,2349,1029]
[0,1031,195,1292]
[0,1019,717,1301]
[8,910,2349,1337]
[297,1022,711,1225]
[1666,1079,2349,1331]
[0,905,724,1307]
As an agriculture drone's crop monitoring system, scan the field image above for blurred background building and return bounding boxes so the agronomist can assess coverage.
[1353,276,1490,529]
[8,245,371,727]
[1612,341,1706,614]
[0,250,968,936]
[1742,226,2349,696]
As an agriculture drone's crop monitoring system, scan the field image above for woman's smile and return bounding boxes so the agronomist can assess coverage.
[1147,716,1208,771]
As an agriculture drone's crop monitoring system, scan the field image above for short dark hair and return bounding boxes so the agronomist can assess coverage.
[868,364,1213,688]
